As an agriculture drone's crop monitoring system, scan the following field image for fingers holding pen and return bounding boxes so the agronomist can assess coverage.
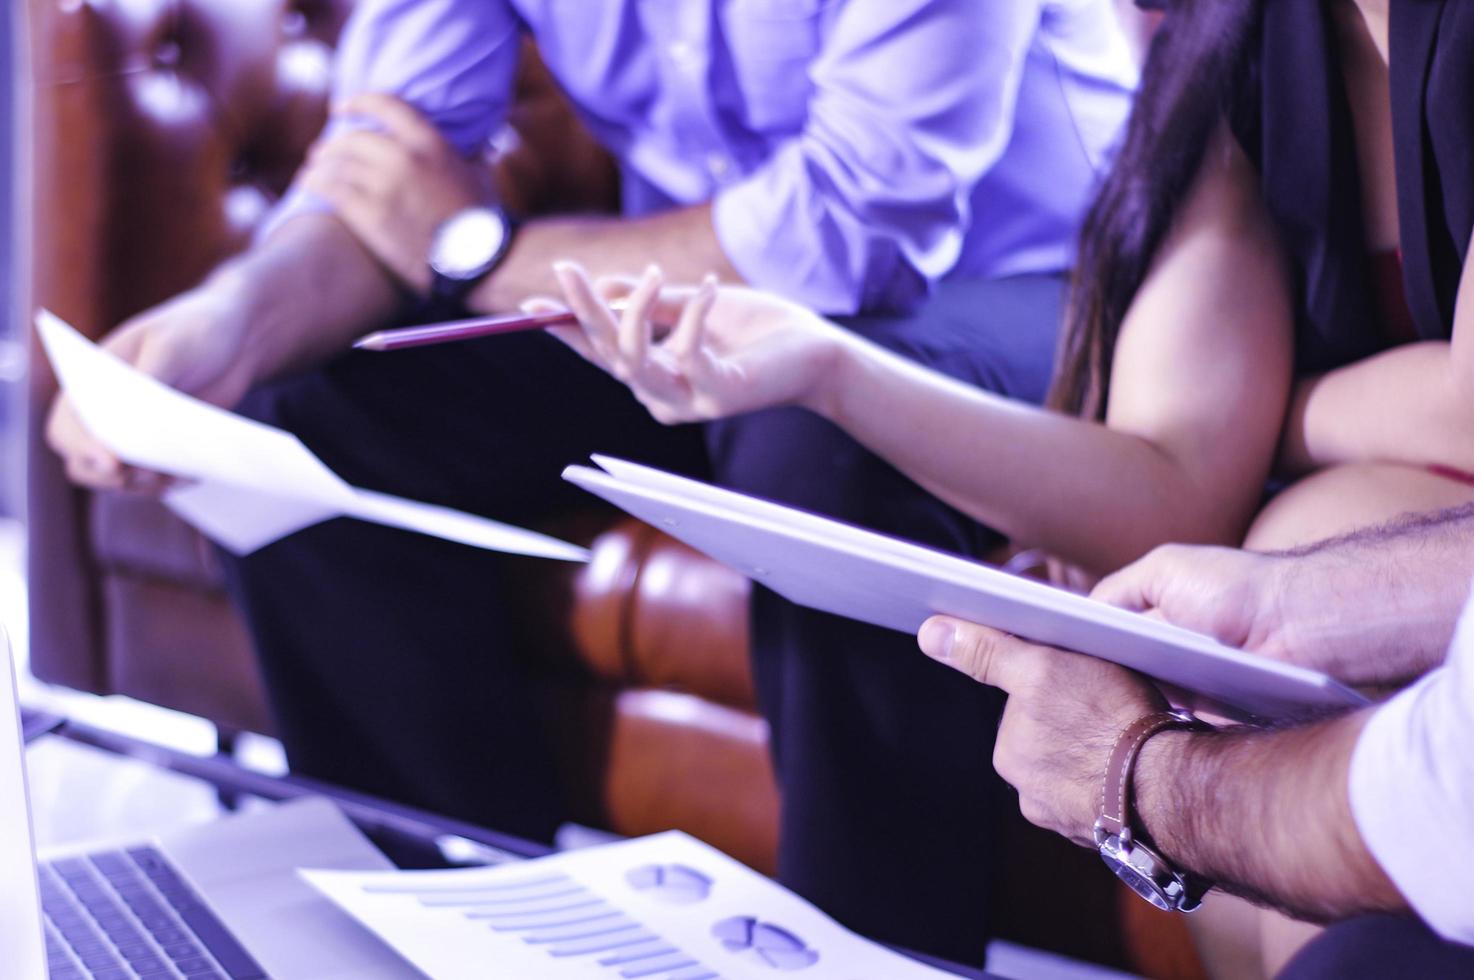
[552,261,622,370]
[548,262,732,423]
[665,273,719,366]
[617,265,665,365]
[551,261,669,394]
[523,295,598,364]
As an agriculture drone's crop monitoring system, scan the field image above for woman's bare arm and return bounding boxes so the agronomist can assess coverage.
[814,130,1295,573]
[555,129,1295,576]
[1279,234,1474,476]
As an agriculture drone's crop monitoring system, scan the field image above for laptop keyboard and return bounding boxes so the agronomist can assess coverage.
[40,846,269,980]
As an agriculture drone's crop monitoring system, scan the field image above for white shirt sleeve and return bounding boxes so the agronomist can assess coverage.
[1349,587,1474,945]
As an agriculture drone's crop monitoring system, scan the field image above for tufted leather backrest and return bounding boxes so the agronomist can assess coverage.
[570,519,754,709]
[24,0,774,879]
[26,0,355,698]
[30,0,349,340]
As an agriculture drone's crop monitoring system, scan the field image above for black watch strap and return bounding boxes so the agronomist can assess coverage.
[426,270,476,315]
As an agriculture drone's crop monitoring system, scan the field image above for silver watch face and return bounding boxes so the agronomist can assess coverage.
[1099,836,1177,912]
[430,208,507,281]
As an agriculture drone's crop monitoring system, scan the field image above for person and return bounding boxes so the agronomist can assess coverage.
[913,503,1474,978]
[45,1,1138,963]
[550,0,1474,580]
[545,0,1474,966]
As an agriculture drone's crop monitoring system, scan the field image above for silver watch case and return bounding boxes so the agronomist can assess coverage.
[1094,821,1204,913]
[429,206,510,283]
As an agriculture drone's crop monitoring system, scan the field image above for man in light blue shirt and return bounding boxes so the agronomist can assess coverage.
[274,0,1135,315]
[48,1,1136,962]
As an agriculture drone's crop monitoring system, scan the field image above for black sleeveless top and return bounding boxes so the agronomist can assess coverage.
[1229,0,1470,375]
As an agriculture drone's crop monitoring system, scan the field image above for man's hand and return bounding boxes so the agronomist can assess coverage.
[916,614,1411,924]
[45,284,257,493]
[1092,540,1454,689]
[1093,545,1288,651]
[917,616,1166,846]
[542,261,847,425]
[299,93,495,294]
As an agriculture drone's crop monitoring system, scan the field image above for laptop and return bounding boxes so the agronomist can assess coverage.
[0,626,422,979]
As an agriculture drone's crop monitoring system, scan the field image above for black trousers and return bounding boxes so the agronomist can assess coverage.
[221,274,1064,964]
[1278,915,1474,978]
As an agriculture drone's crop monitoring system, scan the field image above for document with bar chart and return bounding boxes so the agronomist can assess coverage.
[300,831,960,979]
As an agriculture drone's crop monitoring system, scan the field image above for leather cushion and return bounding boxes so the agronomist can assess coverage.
[571,519,755,710]
[91,494,225,590]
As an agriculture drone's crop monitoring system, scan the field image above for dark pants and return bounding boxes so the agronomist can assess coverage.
[1279,916,1474,978]
[221,274,1064,964]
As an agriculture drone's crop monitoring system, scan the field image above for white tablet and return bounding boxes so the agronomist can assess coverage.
[565,456,1368,721]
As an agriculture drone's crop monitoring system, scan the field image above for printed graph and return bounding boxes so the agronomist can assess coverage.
[358,861,821,976]
[302,833,959,979]
[365,870,720,978]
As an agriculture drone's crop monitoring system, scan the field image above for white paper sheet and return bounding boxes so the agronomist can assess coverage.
[565,457,1368,720]
[36,311,588,562]
[302,831,961,979]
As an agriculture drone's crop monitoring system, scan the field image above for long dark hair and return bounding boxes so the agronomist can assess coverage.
[1048,0,1261,419]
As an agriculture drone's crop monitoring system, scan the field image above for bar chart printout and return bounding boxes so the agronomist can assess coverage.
[300,831,960,979]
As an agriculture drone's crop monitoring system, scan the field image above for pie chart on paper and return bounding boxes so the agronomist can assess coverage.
[624,863,714,904]
[713,916,821,971]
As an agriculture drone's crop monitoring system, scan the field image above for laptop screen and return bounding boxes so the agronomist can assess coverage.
[0,625,48,978]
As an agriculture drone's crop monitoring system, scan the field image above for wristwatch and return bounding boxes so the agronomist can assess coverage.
[426,205,515,313]
[1094,709,1213,912]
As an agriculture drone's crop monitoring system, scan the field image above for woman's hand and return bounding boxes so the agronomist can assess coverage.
[541,261,849,425]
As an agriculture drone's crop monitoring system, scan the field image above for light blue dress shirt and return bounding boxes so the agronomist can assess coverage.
[270,0,1137,316]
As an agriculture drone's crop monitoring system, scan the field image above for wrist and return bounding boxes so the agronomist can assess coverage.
[464,231,539,314]
[802,325,860,421]
[465,265,517,315]
[203,260,259,314]
[1271,543,1418,685]
[200,262,282,387]
[1094,712,1216,913]
[1130,728,1202,876]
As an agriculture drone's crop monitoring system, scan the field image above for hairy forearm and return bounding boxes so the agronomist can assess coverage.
[1134,713,1407,922]
[1154,718,1372,916]
[815,337,1258,575]
[1280,342,1474,476]
[469,204,743,313]
[1268,503,1474,683]
[216,214,400,383]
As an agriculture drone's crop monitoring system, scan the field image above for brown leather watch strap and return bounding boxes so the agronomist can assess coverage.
[1098,711,1188,843]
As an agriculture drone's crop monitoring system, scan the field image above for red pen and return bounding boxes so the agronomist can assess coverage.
[354,308,575,352]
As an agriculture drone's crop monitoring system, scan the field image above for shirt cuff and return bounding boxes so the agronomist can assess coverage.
[1350,671,1474,945]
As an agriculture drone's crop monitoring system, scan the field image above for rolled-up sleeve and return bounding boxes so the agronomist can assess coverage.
[262,0,521,240]
[1350,591,1474,945]
[712,0,1043,315]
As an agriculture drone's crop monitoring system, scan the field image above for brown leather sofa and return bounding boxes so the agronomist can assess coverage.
[24,0,782,869]
[23,2,1200,975]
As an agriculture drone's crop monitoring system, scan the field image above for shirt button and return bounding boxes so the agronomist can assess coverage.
[667,40,699,70]
[706,154,733,181]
